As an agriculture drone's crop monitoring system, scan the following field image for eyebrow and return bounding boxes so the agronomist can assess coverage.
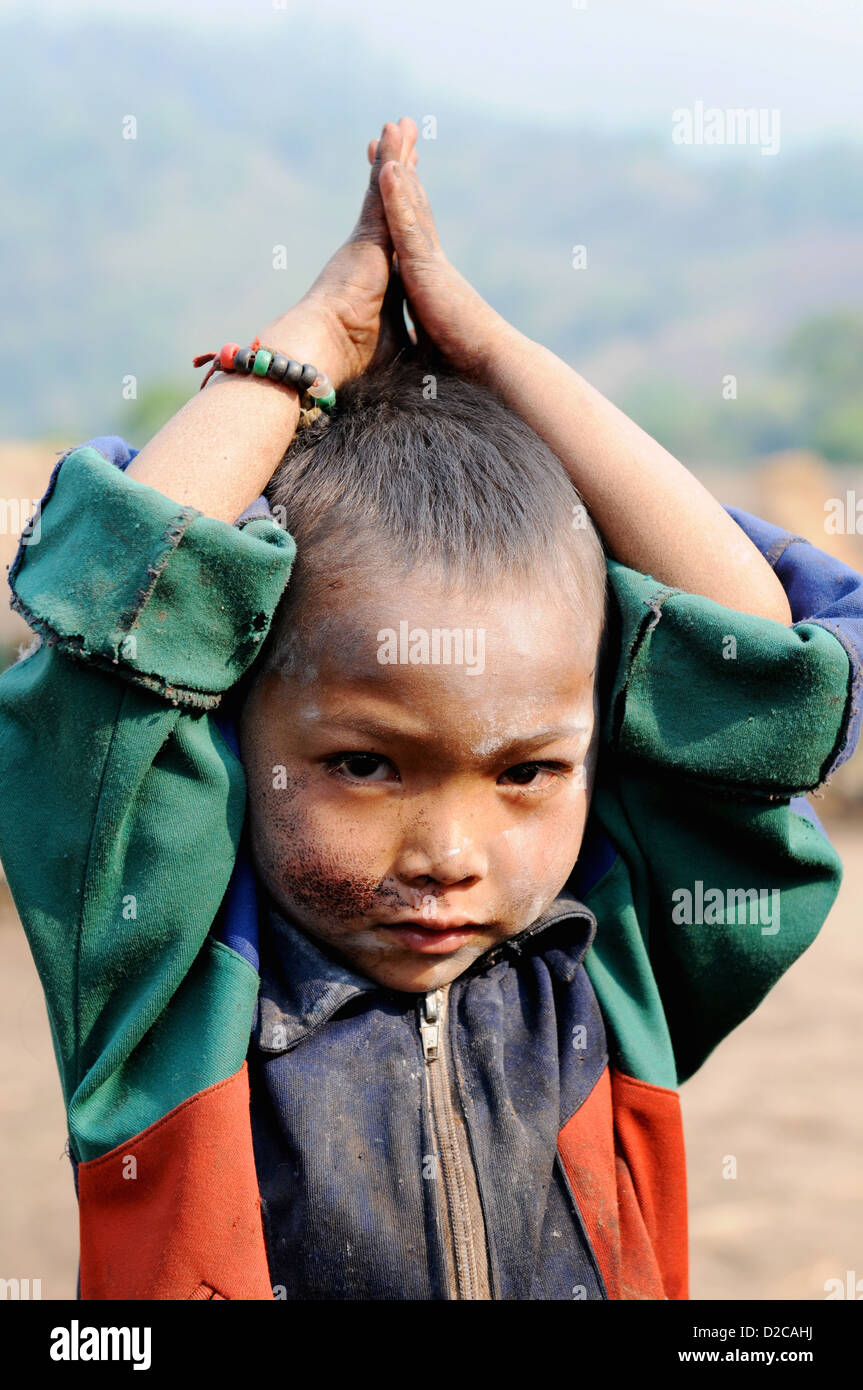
[466,728,592,761]
[314,716,591,758]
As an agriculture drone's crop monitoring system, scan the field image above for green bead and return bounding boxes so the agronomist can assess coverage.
[252,349,272,377]
[315,387,337,412]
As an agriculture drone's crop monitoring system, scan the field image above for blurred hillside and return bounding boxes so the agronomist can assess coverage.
[1,12,863,464]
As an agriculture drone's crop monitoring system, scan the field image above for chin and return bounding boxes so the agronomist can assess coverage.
[356,950,474,995]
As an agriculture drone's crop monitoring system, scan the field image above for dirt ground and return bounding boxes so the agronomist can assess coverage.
[0,820,859,1302]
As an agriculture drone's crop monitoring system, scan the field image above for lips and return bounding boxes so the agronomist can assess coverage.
[379,917,486,933]
[374,919,490,955]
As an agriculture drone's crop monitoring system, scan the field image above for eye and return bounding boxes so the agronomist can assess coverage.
[324,752,399,784]
[499,761,568,790]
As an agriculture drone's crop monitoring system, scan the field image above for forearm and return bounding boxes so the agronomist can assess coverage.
[124,314,322,525]
[125,121,423,526]
[480,324,792,624]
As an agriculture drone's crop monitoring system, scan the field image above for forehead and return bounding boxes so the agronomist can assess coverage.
[263,567,600,742]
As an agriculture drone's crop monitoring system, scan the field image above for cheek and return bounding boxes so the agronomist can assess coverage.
[246,772,310,871]
[244,768,406,924]
[489,788,590,909]
[240,715,340,869]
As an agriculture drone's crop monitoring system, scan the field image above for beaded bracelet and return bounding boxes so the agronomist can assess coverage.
[193,337,336,428]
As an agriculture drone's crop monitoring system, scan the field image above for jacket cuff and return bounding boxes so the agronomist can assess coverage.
[725,505,863,779]
[8,445,296,708]
[604,562,853,796]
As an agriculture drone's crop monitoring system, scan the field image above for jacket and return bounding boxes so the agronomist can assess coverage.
[1,436,861,1300]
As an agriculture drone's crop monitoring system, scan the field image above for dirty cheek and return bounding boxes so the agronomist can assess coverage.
[247,773,410,924]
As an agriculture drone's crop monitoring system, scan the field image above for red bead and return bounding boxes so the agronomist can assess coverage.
[218,342,241,371]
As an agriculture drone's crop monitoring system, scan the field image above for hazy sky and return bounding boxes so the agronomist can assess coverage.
[4,0,862,143]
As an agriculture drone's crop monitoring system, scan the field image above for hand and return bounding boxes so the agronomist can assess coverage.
[260,119,419,390]
[373,149,507,376]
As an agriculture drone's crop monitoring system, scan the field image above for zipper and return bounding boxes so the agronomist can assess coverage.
[419,985,492,1300]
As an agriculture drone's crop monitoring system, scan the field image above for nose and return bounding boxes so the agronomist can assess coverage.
[392,798,489,890]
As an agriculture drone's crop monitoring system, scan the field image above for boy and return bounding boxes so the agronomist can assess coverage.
[1,119,861,1300]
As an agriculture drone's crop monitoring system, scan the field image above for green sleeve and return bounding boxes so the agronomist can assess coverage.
[583,562,851,1088]
[0,446,295,1160]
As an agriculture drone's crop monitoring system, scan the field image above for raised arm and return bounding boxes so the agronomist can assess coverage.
[374,148,792,624]
[125,119,419,524]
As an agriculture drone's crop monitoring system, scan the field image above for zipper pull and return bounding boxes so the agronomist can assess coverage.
[419,988,443,1061]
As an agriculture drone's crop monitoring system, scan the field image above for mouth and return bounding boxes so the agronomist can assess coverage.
[374,918,490,955]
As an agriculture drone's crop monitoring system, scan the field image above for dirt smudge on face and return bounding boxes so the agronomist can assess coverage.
[282,857,408,923]
[250,773,420,925]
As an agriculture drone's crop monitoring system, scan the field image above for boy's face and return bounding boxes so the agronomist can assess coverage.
[239,564,602,995]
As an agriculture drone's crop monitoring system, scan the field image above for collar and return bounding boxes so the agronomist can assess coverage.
[256,908,381,1054]
[256,888,597,1057]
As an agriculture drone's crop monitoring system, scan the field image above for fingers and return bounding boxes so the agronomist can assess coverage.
[392,115,418,167]
[372,121,405,178]
[353,119,421,252]
[377,158,441,266]
[369,138,419,169]
[368,117,419,169]
[352,122,403,245]
[398,116,418,164]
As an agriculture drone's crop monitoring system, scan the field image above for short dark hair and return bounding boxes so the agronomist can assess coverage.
[259,353,607,676]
